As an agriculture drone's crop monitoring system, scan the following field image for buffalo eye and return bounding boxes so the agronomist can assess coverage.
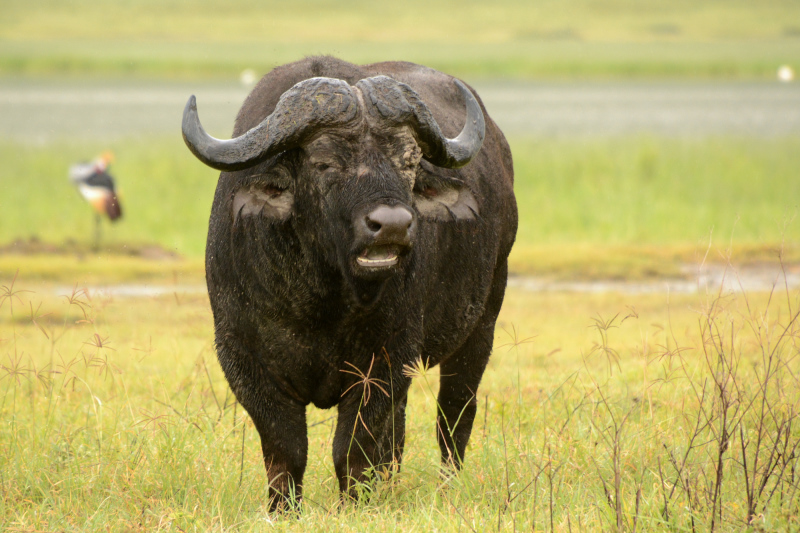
[314,162,330,172]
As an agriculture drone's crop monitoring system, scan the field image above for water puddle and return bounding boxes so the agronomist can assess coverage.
[509,264,800,294]
[54,264,799,299]
[54,284,207,299]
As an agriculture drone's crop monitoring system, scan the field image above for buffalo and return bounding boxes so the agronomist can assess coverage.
[182,56,517,508]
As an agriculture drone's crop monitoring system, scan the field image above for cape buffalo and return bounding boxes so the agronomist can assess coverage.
[182,56,517,508]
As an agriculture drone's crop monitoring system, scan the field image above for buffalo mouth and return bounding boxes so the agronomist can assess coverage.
[356,245,401,269]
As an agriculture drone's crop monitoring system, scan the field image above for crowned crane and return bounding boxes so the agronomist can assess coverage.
[69,151,122,250]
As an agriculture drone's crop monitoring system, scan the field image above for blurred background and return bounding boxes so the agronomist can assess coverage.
[1,0,799,283]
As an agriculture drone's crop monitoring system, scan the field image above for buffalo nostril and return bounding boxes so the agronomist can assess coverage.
[364,205,414,240]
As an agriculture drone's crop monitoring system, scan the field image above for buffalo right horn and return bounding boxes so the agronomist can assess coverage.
[182,77,361,172]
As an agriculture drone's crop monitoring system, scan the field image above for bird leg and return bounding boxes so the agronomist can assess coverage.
[93,213,102,252]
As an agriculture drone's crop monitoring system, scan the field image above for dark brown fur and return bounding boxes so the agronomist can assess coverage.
[202,56,517,508]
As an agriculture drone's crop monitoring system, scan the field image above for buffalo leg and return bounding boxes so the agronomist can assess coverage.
[216,342,308,510]
[332,370,410,498]
[436,322,493,468]
[251,398,307,510]
[437,263,508,468]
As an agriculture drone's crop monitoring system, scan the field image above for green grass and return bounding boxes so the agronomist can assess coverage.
[2,269,799,530]
[1,135,797,280]
[7,0,798,43]
[4,40,800,81]
[2,0,800,79]
[509,136,800,276]
[513,136,800,245]
[0,255,204,286]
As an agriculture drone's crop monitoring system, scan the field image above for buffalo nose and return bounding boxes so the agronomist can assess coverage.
[361,205,414,244]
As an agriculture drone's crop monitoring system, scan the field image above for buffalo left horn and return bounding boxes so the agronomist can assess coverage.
[182,77,360,171]
[356,76,486,169]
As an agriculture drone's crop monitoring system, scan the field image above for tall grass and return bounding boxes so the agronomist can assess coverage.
[1,136,797,269]
[1,260,799,530]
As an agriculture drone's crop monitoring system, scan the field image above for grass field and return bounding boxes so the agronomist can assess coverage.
[2,129,799,530]
[1,135,797,282]
[2,0,800,79]
[2,267,799,530]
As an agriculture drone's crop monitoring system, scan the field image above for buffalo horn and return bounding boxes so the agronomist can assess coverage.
[356,76,485,169]
[182,77,360,171]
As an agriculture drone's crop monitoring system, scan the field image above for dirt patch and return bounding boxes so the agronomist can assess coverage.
[0,237,182,260]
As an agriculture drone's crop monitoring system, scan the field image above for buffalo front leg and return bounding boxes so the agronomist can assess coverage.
[250,396,308,510]
[436,322,493,469]
[332,371,410,498]
[437,264,507,469]
[217,343,308,510]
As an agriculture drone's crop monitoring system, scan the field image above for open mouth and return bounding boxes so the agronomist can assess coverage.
[356,245,400,268]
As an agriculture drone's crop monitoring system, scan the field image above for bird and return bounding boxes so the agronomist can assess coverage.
[69,151,123,249]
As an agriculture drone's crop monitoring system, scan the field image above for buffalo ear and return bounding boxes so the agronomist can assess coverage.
[233,185,294,222]
[232,165,295,222]
[414,180,479,221]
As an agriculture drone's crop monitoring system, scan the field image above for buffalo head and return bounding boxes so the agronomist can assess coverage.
[182,75,485,283]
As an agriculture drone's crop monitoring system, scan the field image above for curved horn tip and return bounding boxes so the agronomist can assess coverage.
[181,93,271,172]
[440,79,485,168]
[184,95,197,112]
[454,80,484,133]
[182,96,199,132]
